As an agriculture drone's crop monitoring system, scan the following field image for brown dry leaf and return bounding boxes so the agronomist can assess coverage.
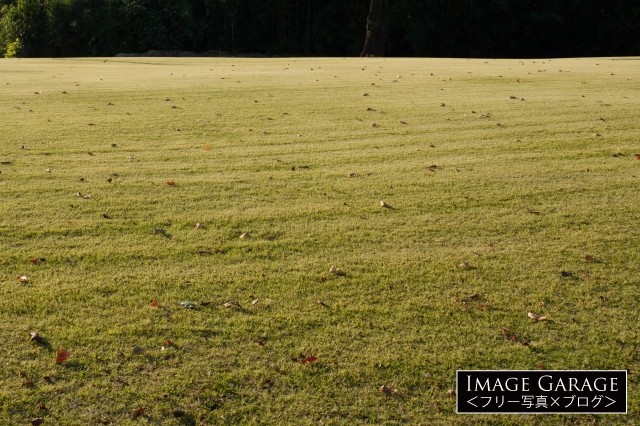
[132,407,146,419]
[380,384,398,396]
[153,227,167,235]
[348,172,358,178]
[239,232,251,239]
[528,312,547,321]
[426,164,439,171]
[30,331,44,343]
[22,378,35,387]
[16,275,29,283]
[584,255,601,263]
[166,180,176,186]
[329,265,345,276]
[150,299,159,308]
[459,261,473,270]
[379,200,393,209]
[55,348,70,364]
[447,389,456,398]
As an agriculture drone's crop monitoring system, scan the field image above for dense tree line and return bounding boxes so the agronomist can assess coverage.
[1,0,638,58]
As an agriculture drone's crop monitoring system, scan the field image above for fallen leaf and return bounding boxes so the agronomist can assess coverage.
[132,407,146,419]
[251,298,259,306]
[329,265,345,276]
[239,232,251,239]
[348,172,358,177]
[223,300,242,309]
[55,348,70,364]
[584,255,601,263]
[459,261,473,270]
[379,200,393,209]
[635,154,640,160]
[166,180,176,186]
[30,419,44,426]
[501,327,529,346]
[426,164,439,171]
[30,331,44,343]
[195,222,204,229]
[150,299,159,308]
[380,384,398,396]
[371,123,378,128]
[16,275,29,283]
[399,120,408,124]
[300,355,317,365]
[180,301,197,309]
[22,378,34,387]
[152,227,167,235]
[164,339,174,347]
[528,312,547,321]
[447,389,456,398]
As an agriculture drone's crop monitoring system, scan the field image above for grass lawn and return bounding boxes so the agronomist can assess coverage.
[1,56,639,425]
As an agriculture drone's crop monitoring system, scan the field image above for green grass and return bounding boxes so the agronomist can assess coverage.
[1,56,639,425]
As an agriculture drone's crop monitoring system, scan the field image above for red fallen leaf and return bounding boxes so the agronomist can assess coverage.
[166,180,176,186]
[164,339,174,347]
[132,406,146,419]
[22,378,35,387]
[635,154,640,160]
[150,299,159,308]
[55,349,70,365]
[30,257,46,265]
[300,355,317,365]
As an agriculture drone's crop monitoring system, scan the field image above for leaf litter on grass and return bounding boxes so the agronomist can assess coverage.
[2,57,639,425]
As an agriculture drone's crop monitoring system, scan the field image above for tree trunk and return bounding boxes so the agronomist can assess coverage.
[360,0,389,57]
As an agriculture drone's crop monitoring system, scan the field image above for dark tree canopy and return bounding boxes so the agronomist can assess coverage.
[1,0,638,58]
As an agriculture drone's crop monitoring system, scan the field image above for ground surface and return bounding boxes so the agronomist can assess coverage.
[0,57,639,425]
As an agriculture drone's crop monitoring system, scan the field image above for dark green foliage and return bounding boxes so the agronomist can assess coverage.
[1,0,639,57]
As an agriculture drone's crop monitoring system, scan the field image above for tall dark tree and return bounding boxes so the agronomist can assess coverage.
[360,0,389,56]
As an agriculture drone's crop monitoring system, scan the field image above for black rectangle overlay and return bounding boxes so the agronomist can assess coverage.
[457,370,627,414]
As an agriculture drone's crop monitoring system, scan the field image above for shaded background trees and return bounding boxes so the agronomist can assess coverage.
[1,0,638,58]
